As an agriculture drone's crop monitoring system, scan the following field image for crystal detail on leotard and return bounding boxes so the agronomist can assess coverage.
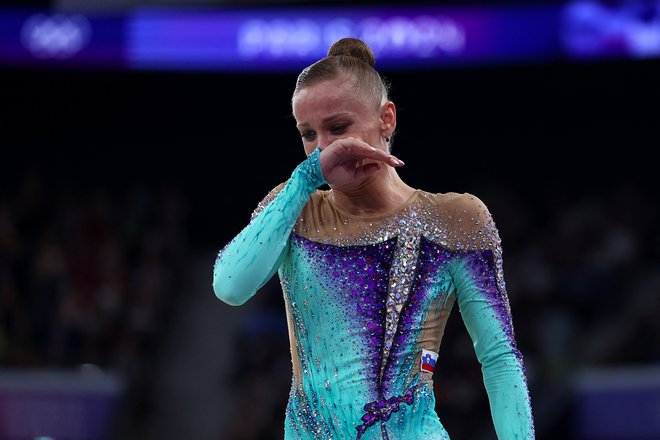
[355,382,424,439]
[380,218,420,380]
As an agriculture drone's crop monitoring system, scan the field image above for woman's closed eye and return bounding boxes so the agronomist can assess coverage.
[300,124,348,141]
[330,123,349,135]
[301,130,316,141]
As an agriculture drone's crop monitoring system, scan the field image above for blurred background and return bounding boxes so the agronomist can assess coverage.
[1,0,659,439]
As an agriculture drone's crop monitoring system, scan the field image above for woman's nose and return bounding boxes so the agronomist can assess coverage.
[317,133,344,149]
[316,134,330,149]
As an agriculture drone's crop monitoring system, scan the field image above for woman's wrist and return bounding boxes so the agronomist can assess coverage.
[292,146,327,190]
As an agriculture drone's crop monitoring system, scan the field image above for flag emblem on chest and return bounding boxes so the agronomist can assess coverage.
[421,348,438,373]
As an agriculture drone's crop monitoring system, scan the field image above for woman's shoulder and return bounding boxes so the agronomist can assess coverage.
[419,190,490,217]
[417,189,501,252]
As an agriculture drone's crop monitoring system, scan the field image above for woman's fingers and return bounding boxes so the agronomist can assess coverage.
[363,145,404,167]
[318,137,405,187]
[354,162,383,179]
[325,138,405,167]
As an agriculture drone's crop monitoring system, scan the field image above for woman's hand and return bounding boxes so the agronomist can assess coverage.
[319,138,404,189]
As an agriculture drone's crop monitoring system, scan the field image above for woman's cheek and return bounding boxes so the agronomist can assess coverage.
[304,143,316,156]
[359,131,379,149]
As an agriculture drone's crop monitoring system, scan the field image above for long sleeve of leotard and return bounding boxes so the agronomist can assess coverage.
[212,147,327,306]
[448,194,536,439]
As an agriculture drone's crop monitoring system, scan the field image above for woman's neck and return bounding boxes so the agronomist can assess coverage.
[328,167,416,217]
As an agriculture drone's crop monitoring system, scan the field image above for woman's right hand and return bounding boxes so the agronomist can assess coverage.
[319,137,404,189]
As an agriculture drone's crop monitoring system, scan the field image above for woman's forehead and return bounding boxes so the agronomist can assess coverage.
[293,78,371,123]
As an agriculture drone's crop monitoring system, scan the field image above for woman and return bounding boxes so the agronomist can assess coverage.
[213,38,535,440]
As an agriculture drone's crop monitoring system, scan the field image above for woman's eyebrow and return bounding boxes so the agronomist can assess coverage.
[322,112,350,123]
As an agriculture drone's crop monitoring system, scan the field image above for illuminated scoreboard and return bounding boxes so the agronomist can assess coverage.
[126,5,558,70]
[1,2,659,71]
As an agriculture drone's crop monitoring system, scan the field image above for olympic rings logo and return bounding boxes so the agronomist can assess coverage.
[21,14,91,59]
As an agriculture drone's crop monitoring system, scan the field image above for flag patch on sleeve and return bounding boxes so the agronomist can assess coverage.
[421,348,438,373]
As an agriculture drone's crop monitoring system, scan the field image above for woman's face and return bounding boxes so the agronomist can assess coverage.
[292,75,395,157]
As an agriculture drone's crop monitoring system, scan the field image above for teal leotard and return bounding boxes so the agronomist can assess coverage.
[213,147,535,439]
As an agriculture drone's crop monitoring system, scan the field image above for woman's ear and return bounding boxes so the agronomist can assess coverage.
[380,101,396,136]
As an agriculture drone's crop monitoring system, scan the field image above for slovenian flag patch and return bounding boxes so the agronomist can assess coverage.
[421,348,438,373]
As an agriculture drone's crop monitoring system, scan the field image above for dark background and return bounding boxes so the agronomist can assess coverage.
[4,58,657,243]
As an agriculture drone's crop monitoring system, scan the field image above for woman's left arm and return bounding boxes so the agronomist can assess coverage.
[448,193,536,439]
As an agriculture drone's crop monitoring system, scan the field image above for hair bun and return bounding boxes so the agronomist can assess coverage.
[327,38,376,68]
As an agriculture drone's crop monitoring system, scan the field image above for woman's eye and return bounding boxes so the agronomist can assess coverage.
[301,131,316,141]
[331,124,348,134]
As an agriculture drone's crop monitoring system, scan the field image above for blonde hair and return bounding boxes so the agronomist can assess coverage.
[293,38,390,110]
